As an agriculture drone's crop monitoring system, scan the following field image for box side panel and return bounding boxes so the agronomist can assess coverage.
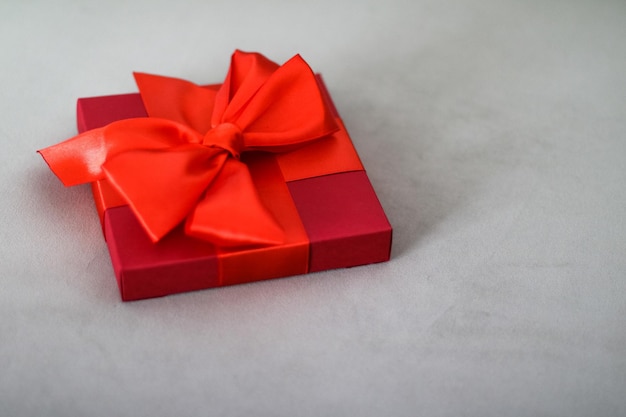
[287,171,392,272]
[104,206,220,301]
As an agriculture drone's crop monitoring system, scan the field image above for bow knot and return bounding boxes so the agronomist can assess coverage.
[38,50,339,247]
[203,123,243,159]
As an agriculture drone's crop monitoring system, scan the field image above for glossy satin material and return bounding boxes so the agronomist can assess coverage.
[39,51,339,247]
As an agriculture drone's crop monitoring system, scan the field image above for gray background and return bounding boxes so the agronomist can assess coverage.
[2,0,625,416]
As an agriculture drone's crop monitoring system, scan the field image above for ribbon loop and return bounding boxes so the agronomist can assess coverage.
[203,123,244,159]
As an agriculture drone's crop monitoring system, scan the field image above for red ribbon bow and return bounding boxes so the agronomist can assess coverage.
[39,51,339,247]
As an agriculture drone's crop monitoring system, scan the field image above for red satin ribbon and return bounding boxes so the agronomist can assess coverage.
[39,50,339,247]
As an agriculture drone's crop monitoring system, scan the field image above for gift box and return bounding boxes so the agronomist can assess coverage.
[40,51,392,301]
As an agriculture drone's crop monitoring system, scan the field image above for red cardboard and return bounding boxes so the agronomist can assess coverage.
[287,171,393,272]
[78,78,392,300]
[105,206,219,300]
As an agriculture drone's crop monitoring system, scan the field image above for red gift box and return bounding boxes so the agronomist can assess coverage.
[41,52,392,301]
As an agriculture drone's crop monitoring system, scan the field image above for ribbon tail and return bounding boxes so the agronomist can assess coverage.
[185,158,285,247]
[38,126,111,186]
[38,118,203,186]
[103,145,228,242]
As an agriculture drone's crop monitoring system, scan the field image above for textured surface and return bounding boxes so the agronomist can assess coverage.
[2,0,625,416]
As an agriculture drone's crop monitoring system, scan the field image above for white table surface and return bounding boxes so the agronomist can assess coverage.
[2,1,625,416]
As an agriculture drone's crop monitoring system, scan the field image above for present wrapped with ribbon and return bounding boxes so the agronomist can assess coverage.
[39,51,392,301]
